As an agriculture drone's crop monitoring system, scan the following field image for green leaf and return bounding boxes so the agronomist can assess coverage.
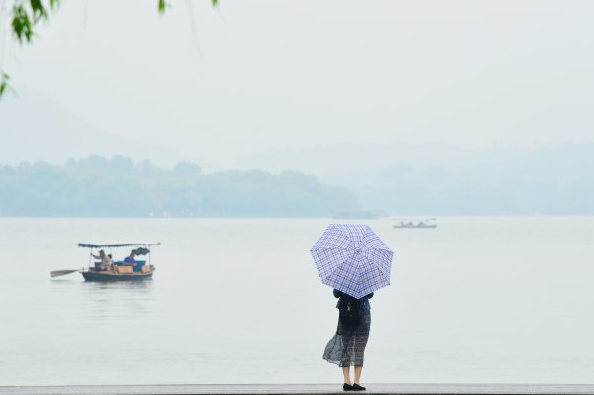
[29,0,49,22]
[158,0,168,15]
[212,0,218,7]
[12,5,34,44]
[49,0,60,11]
[0,73,11,99]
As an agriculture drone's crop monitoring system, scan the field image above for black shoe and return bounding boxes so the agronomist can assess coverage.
[343,383,354,391]
[352,383,366,391]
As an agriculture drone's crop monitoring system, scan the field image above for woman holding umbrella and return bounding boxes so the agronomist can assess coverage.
[310,224,393,392]
[323,289,374,391]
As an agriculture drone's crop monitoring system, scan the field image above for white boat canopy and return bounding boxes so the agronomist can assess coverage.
[78,242,161,248]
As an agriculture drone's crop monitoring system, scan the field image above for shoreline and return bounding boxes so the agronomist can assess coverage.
[2,384,594,395]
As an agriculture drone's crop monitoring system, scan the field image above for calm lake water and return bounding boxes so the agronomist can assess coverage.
[1,217,593,385]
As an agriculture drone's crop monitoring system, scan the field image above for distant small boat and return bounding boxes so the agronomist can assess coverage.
[393,218,437,229]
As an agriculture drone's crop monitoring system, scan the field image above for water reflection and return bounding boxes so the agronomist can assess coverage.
[76,280,155,319]
[4,217,594,385]
[81,280,154,292]
[49,278,77,283]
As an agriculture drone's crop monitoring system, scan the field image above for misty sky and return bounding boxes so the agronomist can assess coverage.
[1,0,594,168]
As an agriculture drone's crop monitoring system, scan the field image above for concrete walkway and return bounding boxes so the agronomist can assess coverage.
[1,384,594,395]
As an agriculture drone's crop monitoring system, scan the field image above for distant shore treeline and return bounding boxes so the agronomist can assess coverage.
[239,143,594,215]
[0,156,360,217]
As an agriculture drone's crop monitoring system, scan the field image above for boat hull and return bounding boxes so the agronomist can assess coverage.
[394,225,437,229]
[81,271,153,282]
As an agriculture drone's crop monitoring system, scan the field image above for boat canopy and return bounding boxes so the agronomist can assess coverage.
[78,242,161,248]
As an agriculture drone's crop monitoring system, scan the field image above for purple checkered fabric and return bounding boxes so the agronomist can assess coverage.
[310,224,393,299]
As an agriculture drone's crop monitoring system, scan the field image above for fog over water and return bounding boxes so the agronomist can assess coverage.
[1,0,593,387]
[2,1,593,214]
[2,0,594,168]
[1,217,593,385]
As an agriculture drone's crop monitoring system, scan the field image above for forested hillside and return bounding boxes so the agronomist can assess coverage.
[0,156,359,217]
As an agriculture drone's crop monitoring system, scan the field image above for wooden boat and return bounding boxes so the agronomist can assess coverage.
[394,223,437,229]
[51,242,160,281]
[393,218,437,229]
[78,242,160,282]
[81,268,155,282]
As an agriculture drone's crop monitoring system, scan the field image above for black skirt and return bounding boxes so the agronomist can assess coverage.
[322,310,371,367]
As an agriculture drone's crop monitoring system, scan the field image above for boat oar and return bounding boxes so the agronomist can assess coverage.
[50,269,81,278]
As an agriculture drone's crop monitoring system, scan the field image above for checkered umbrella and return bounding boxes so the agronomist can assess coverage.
[310,224,393,299]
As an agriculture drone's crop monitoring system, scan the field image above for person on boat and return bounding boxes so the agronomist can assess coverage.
[323,289,373,391]
[123,252,137,267]
[91,250,113,271]
[107,254,114,272]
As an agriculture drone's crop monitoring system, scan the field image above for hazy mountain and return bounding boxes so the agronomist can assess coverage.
[237,143,594,215]
[0,88,181,167]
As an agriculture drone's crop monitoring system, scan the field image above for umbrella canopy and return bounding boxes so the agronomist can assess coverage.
[310,224,393,299]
